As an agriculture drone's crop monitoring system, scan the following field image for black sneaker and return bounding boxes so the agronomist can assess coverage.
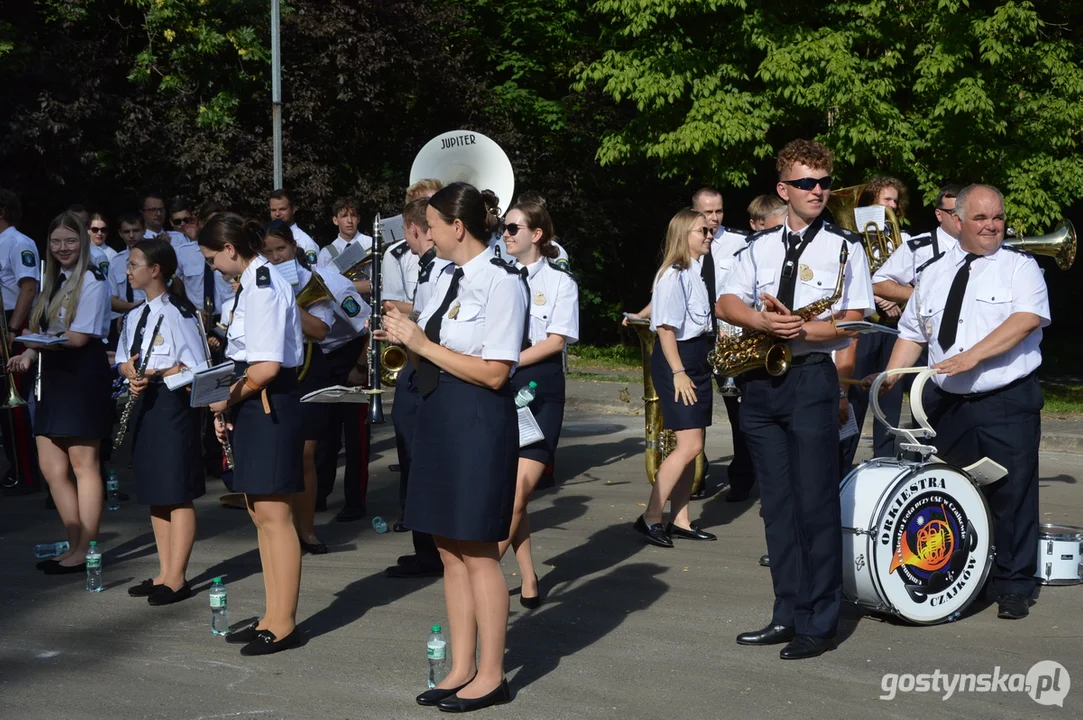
[997,593,1030,619]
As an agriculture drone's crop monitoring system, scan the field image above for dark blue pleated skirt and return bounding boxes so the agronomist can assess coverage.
[513,355,566,465]
[651,333,713,430]
[34,342,112,439]
[131,382,205,505]
[228,361,304,495]
[404,373,517,542]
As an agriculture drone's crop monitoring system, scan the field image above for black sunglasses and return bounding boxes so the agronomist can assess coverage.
[782,176,834,191]
[172,215,194,225]
[503,223,532,235]
[89,226,108,233]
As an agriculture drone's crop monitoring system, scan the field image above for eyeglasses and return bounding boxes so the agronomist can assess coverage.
[126,262,150,272]
[48,238,80,248]
[503,223,532,235]
[936,207,957,214]
[781,176,834,191]
[172,216,194,226]
[89,226,108,234]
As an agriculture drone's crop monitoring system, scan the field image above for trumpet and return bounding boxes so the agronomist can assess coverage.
[114,314,165,449]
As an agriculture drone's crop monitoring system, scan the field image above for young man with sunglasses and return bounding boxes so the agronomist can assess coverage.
[169,198,216,323]
[717,139,873,660]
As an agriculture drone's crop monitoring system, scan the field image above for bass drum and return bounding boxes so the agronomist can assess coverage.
[840,459,994,625]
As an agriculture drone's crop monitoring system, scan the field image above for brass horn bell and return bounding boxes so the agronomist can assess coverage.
[1005,220,1076,271]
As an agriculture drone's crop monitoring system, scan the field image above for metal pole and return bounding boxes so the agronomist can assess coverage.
[271,0,283,189]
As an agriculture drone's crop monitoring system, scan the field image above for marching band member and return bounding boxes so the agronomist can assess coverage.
[879,184,1048,620]
[377,182,526,712]
[116,238,206,605]
[873,184,962,304]
[497,201,579,606]
[718,140,873,659]
[88,213,118,262]
[269,189,320,265]
[199,212,304,656]
[488,190,571,268]
[386,197,447,578]
[747,194,787,232]
[316,197,372,295]
[11,213,112,574]
[109,213,149,323]
[383,179,444,319]
[0,189,40,494]
[633,209,716,548]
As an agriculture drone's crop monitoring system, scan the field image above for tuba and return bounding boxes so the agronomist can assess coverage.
[409,130,515,211]
[626,318,705,495]
[827,183,903,272]
[1005,220,1076,270]
[709,242,849,378]
[295,270,335,382]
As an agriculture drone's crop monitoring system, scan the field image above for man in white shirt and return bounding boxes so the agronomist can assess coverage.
[269,189,320,265]
[317,197,372,296]
[881,183,1049,621]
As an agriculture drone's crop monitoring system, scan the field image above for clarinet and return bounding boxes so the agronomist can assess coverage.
[114,314,165,450]
[367,213,385,424]
[193,301,234,469]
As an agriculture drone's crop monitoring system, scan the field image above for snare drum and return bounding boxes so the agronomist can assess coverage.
[1035,524,1083,586]
[840,459,994,624]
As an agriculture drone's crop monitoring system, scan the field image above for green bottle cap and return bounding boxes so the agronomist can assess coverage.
[432,625,441,633]
[213,577,222,583]
[529,381,537,388]
[89,541,97,546]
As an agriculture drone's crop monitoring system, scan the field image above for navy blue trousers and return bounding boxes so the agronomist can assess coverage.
[738,356,842,638]
[716,385,755,495]
[923,373,1042,598]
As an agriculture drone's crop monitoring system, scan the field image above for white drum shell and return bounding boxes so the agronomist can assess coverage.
[1036,524,1083,586]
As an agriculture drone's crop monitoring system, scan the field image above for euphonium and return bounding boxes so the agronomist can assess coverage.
[709,242,849,378]
[826,183,902,272]
[1005,220,1076,271]
[626,318,705,494]
[296,270,334,309]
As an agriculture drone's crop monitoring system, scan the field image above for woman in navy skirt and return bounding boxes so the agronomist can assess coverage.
[378,182,527,713]
[116,237,207,605]
[10,212,111,575]
[200,213,305,656]
[498,201,578,608]
[633,208,717,549]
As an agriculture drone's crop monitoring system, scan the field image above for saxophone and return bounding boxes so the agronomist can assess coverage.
[708,241,849,378]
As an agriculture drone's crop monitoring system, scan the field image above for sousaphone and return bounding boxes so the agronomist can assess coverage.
[409,130,515,212]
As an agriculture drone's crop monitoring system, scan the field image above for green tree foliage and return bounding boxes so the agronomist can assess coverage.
[577,0,1083,233]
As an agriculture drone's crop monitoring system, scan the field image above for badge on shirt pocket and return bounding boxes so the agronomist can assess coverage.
[448,301,461,320]
[341,296,361,317]
[533,291,547,306]
[799,264,814,282]
[21,250,35,267]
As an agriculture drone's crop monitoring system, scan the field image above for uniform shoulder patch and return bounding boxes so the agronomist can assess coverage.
[907,233,933,251]
[256,266,271,288]
[87,264,106,282]
[169,294,196,319]
[390,240,409,259]
[548,259,573,275]
[340,296,361,317]
[490,257,520,275]
[824,222,864,244]
[98,261,110,276]
[305,249,318,265]
[20,249,36,267]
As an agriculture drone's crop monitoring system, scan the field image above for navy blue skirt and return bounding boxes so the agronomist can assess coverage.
[651,333,713,431]
[513,355,565,465]
[35,342,112,440]
[404,373,518,542]
[131,382,205,505]
[297,341,329,441]
[227,361,304,495]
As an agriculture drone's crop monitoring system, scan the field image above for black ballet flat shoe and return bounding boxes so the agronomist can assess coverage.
[147,581,192,606]
[240,628,301,656]
[392,517,407,533]
[736,624,795,646]
[128,578,160,597]
[225,622,261,644]
[417,676,476,707]
[520,573,541,610]
[437,678,511,713]
[43,561,86,576]
[779,635,833,660]
[300,539,329,555]
[633,515,673,548]
[665,522,717,541]
[759,554,771,568]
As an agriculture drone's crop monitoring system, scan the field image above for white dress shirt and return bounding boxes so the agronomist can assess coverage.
[897,244,1049,394]
[88,243,111,279]
[382,239,421,303]
[721,220,874,356]
[319,269,371,353]
[416,248,528,362]
[874,226,958,287]
[290,224,320,266]
[650,258,713,341]
[226,257,303,367]
[710,229,752,301]
[523,258,579,346]
[415,255,454,313]
[115,293,207,372]
[0,225,40,311]
[291,266,336,334]
[316,233,373,271]
[48,268,111,337]
[108,248,146,319]
[490,236,570,267]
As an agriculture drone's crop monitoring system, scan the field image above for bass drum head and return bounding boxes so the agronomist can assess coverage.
[871,463,994,624]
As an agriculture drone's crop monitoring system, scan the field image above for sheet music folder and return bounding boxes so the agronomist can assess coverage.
[301,385,374,404]
[189,361,236,407]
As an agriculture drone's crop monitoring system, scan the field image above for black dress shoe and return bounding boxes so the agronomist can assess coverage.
[759,554,771,568]
[736,624,795,646]
[225,622,261,644]
[392,517,407,532]
[997,593,1030,619]
[417,676,475,707]
[633,515,673,548]
[725,488,751,502]
[147,581,192,606]
[386,556,444,578]
[779,635,833,659]
[128,578,160,597]
[42,561,86,576]
[300,539,329,555]
[240,628,301,656]
[335,506,366,522]
[437,678,511,713]
[665,522,717,541]
[520,573,541,610]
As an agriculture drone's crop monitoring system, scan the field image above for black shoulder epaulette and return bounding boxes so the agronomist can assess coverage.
[256,266,271,288]
[824,222,864,244]
[417,263,434,285]
[547,259,578,283]
[1001,244,1033,258]
[390,239,409,260]
[916,252,946,275]
[906,233,933,252]
[87,264,106,282]
[745,227,776,244]
[733,245,751,258]
[490,257,520,275]
[722,226,751,237]
[169,294,196,319]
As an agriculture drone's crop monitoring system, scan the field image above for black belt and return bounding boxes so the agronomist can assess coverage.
[790,352,830,366]
[940,370,1036,401]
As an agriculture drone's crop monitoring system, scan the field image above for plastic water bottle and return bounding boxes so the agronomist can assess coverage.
[515,381,538,408]
[35,541,69,559]
[85,541,102,593]
[372,516,389,534]
[427,625,448,689]
[209,577,228,635]
[106,471,120,511]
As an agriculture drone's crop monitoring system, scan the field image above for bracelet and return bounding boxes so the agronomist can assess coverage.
[673,369,686,376]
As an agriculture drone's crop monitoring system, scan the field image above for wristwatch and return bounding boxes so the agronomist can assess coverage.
[839,388,849,400]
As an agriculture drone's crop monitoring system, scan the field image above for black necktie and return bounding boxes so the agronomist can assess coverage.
[414,268,465,397]
[519,267,531,351]
[938,253,980,352]
[129,304,151,358]
[775,221,821,311]
[126,277,134,303]
[699,253,717,337]
[50,273,66,301]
